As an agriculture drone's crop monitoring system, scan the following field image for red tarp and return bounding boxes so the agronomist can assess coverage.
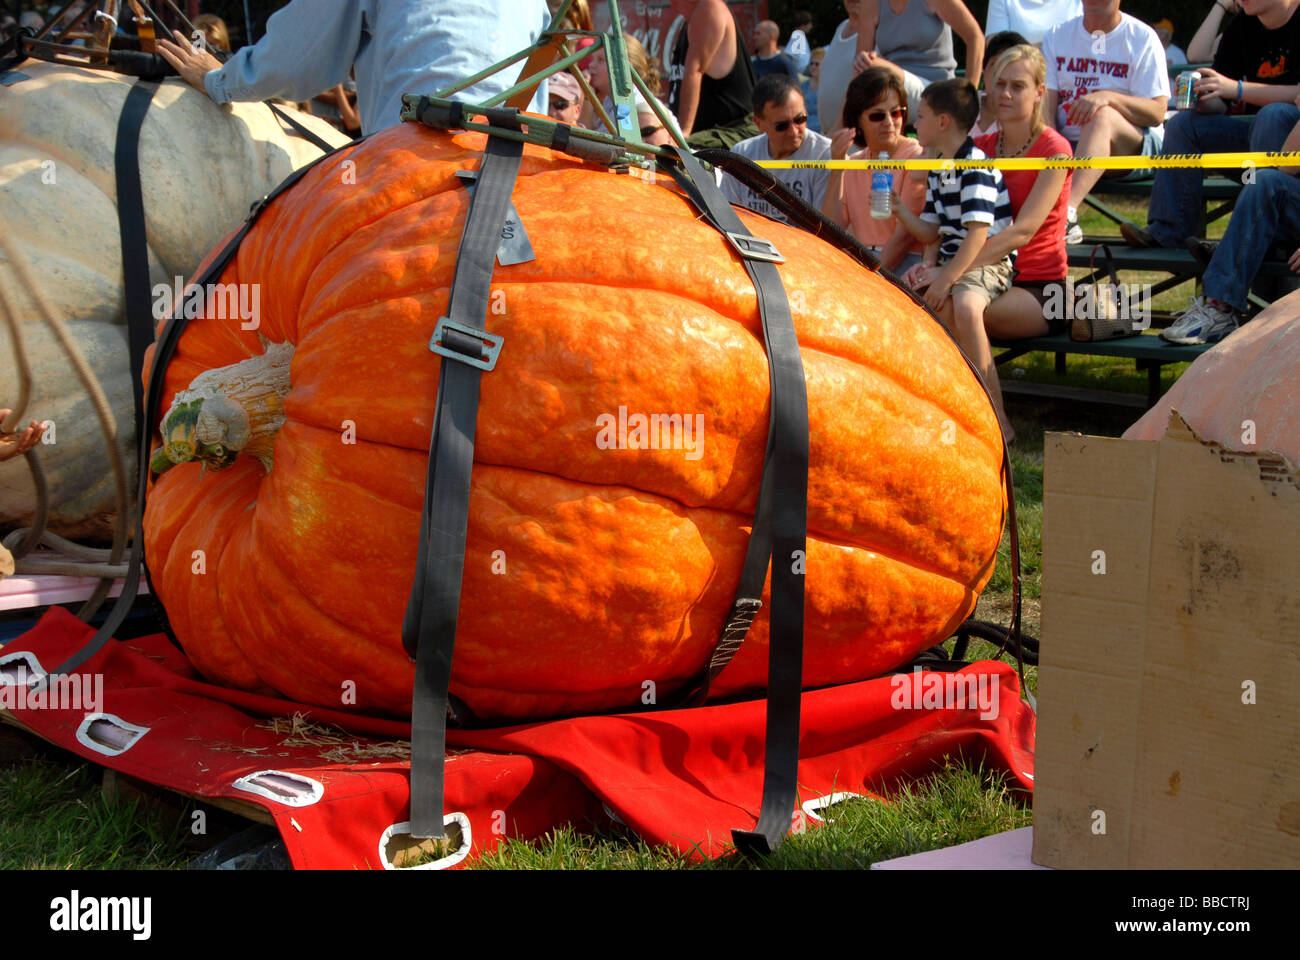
[1,606,1035,868]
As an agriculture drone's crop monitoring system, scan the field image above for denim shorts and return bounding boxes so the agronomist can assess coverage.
[1115,126,1165,182]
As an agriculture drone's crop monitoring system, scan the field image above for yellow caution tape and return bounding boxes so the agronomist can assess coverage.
[758,151,1300,171]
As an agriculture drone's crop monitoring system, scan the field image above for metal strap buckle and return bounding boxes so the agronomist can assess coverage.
[725,232,784,264]
[430,318,503,372]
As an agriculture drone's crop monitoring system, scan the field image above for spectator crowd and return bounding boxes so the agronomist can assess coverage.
[663,0,1300,441]
[7,0,1300,443]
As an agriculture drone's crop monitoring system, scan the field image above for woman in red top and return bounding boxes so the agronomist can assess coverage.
[958,43,1072,442]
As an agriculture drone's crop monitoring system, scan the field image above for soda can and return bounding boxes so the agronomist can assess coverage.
[1175,71,1201,111]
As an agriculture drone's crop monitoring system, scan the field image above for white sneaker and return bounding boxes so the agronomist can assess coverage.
[1065,206,1083,245]
[1161,297,1239,345]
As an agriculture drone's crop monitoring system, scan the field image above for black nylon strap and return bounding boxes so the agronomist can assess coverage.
[662,147,810,856]
[662,154,784,701]
[265,101,336,154]
[403,120,525,840]
[114,80,159,422]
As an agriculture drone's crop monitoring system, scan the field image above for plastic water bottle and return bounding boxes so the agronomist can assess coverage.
[870,151,892,219]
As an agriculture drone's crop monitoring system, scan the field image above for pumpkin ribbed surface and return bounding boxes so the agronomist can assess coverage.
[0,62,347,538]
[143,121,1006,721]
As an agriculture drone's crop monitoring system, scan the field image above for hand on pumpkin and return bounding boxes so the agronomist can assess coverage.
[0,410,44,462]
[158,29,224,96]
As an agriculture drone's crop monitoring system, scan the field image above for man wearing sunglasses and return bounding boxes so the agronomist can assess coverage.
[719,74,832,223]
[546,71,584,125]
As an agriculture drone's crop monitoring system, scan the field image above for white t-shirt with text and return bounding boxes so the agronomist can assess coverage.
[720,130,833,223]
[1041,12,1170,142]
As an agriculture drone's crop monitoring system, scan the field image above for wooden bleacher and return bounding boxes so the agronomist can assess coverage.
[991,332,1212,409]
[994,108,1297,407]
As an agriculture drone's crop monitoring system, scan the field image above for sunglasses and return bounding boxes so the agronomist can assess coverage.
[549,96,573,111]
[867,106,907,123]
[772,113,809,132]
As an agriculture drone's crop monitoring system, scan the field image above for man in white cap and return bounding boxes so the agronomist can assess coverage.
[547,71,584,124]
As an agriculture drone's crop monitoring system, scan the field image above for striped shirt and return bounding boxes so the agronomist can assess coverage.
[921,138,1014,262]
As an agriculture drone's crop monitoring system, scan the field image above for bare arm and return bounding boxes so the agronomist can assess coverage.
[1069,90,1167,130]
[1043,88,1060,133]
[820,127,858,227]
[878,223,914,271]
[974,164,1069,267]
[675,4,729,136]
[821,170,848,226]
[336,85,360,132]
[1188,2,1234,63]
[933,0,984,89]
[926,222,989,309]
[893,199,940,244]
[0,409,44,461]
[934,223,988,284]
[856,0,878,58]
[1104,92,1168,129]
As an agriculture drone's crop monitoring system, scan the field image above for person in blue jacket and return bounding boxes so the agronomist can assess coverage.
[158,0,552,135]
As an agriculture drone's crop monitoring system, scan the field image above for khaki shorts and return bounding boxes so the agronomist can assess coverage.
[949,258,1015,305]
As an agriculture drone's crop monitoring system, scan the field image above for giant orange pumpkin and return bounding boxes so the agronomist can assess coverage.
[141,121,1007,721]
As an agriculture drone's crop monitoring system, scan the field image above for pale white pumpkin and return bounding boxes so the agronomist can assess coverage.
[1125,288,1300,468]
[0,61,349,540]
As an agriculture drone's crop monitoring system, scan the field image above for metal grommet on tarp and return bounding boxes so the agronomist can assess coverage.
[231,770,325,807]
[0,649,46,686]
[75,712,149,756]
[379,814,472,870]
[802,792,870,824]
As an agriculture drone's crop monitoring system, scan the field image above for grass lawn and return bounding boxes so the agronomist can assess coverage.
[0,196,1208,871]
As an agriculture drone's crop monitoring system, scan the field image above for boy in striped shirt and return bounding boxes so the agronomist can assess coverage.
[893,80,1015,327]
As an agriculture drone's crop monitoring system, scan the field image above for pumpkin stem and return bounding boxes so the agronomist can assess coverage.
[155,341,294,475]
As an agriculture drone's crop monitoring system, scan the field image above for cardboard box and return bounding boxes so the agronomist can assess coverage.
[1032,414,1300,868]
